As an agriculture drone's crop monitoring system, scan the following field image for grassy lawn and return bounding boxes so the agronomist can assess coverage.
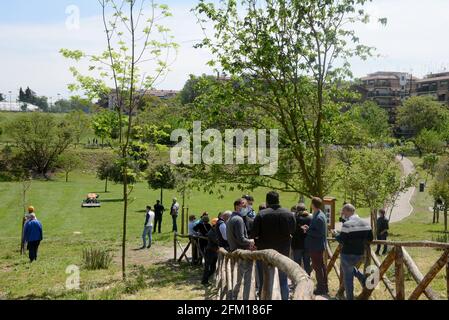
[0,158,325,300]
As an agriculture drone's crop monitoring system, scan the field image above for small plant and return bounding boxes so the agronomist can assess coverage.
[82,248,113,270]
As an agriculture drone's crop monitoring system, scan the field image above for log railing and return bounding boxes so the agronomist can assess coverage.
[327,239,449,300]
[214,248,315,300]
[174,233,315,300]
[174,233,449,300]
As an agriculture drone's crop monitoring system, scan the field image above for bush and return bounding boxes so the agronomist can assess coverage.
[82,248,113,270]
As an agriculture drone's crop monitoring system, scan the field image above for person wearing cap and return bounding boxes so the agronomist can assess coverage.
[141,206,155,249]
[23,206,43,263]
[194,214,212,264]
[202,218,220,285]
[170,198,180,233]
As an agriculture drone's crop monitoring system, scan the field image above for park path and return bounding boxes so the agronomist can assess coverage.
[385,156,416,223]
[336,155,416,230]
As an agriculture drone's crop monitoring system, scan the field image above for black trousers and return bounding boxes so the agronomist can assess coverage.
[376,233,388,254]
[202,250,218,284]
[154,214,163,233]
[28,241,41,262]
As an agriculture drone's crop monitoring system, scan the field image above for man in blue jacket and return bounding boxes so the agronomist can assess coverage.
[23,209,43,263]
[303,197,328,295]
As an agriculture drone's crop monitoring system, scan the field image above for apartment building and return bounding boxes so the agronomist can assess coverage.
[413,72,449,104]
[360,71,415,123]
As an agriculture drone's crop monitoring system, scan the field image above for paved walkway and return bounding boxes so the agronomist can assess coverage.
[336,156,416,230]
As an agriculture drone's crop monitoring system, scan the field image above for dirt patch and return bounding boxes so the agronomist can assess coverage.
[112,243,174,267]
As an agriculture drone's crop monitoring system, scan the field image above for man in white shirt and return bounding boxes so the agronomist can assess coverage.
[141,206,155,249]
[170,198,180,232]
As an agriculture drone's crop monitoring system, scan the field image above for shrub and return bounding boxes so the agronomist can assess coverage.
[82,248,113,270]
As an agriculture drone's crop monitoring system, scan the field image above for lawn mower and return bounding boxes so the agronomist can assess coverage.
[81,193,101,208]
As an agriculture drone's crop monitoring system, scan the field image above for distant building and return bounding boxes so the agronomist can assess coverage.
[107,89,179,110]
[360,71,416,124]
[0,102,40,112]
[413,72,449,104]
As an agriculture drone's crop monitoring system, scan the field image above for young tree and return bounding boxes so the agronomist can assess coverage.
[66,110,92,148]
[7,113,74,178]
[92,110,122,147]
[397,96,449,137]
[147,164,176,205]
[0,93,5,102]
[413,129,446,158]
[337,148,416,234]
[61,0,177,280]
[193,0,383,198]
[431,156,449,233]
[96,155,116,193]
[57,151,82,182]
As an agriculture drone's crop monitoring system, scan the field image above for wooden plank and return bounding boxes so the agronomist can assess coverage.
[409,249,449,300]
[173,233,177,262]
[446,255,449,300]
[326,243,342,275]
[395,246,405,300]
[261,265,275,300]
[370,249,396,299]
[272,267,282,300]
[233,260,245,300]
[359,248,396,300]
[225,258,233,300]
[402,247,440,300]
[327,238,449,249]
[238,261,257,300]
[177,240,191,263]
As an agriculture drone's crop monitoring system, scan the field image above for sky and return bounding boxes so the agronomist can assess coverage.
[1,0,449,100]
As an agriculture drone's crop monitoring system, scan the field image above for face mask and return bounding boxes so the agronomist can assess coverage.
[247,205,253,211]
[240,207,249,217]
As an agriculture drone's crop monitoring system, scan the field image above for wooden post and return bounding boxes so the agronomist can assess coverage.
[402,247,439,300]
[395,246,405,300]
[359,249,396,300]
[409,249,449,300]
[173,232,177,262]
[181,205,185,235]
[446,255,449,300]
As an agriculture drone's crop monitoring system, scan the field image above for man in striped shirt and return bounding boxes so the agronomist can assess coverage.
[335,204,373,300]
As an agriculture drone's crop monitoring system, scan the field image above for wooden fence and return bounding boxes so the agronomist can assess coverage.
[174,233,449,300]
[174,233,315,300]
[326,239,449,300]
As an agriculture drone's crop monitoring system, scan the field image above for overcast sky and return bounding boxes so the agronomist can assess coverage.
[1,0,449,99]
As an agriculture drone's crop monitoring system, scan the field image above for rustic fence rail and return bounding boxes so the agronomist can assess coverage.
[174,233,449,300]
[327,239,449,300]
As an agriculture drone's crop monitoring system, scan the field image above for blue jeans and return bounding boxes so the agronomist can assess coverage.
[340,254,365,300]
[142,226,153,248]
[293,249,312,275]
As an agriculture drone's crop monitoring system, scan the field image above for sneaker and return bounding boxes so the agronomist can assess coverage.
[147,245,152,249]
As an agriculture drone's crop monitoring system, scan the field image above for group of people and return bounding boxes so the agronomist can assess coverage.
[188,192,390,300]
[140,198,180,250]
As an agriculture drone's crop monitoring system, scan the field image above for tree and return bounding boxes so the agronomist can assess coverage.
[18,87,49,112]
[193,0,381,198]
[61,0,176,280]
[57,151,82,182]
[96,155,116,193]
[334,101,391,147]
[66,110,91,147]
[147,164,176,206]
[7,113,74,177]
[413,129,446,158]
[431,156,449,233]
[0,93,5,102]
[179,74,217,105]
[336,148,416,234]
[92,110,122,146]
[397,96,449,137]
